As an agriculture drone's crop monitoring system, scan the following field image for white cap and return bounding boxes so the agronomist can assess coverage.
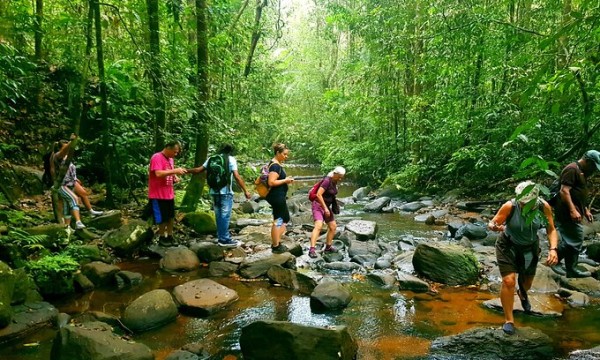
[333,166,346,175]
[515,181,539,203]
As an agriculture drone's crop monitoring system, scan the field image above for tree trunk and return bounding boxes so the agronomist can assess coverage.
[93,0,114,207]
[243,0,268,77]
[180,0,209,212]
[34,0,43,61]
[147,0,166,151]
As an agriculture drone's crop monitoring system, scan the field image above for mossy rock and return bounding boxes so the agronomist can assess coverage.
[0,261,15,328]
[412,243,480,285]
[65,244,109,264]
[11,267,41,305]
[182,211,217,234]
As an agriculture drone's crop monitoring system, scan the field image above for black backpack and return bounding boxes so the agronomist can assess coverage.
[546,179,560,207]
[206,154,230,191]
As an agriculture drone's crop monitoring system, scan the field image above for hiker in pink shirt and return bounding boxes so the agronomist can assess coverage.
[148,141,187,246]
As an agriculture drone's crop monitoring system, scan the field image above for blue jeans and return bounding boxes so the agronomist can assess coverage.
[212,194,233,242]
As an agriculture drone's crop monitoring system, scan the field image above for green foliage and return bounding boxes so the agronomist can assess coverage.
[26,253,79,296]
[4,228,48,253]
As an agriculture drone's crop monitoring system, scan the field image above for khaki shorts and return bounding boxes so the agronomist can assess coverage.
[495,233,540,277]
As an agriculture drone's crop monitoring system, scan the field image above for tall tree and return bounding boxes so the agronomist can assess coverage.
[147,0,167,151]
[34,0,43,61]
[181,0,209,212]
[93,0,114,206]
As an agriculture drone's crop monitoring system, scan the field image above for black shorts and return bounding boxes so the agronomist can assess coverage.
[267,196,290,224]
[495,233,540,277]
[149,199,175,225]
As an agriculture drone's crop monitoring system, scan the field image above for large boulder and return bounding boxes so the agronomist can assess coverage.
[160,247,200,272]
[122,289,178,332]
[239,252,295,279]
[102,220,152,256]
[430,326,554,359]
[182,211,217,234]
[310,278,352,312]
[0,301,58,344]
[352,187,369,201]
[190,242,224,263]
[0,261,15,328]
[172,279,238,316]
[86,210,124,231]
[397,271,430,293]
[266,265,317,295]
[363,197,390,212]
[51,321,154,360]
[483,293,563,317]
[569,345,600,359]
[11,267,41,305]
[12,165,44,195]
[345,220,378,240]
[81,262,120,287]
[348,239,382,257]
[240,320,357,360]
[412,243,479,285]
[455,223,488,240]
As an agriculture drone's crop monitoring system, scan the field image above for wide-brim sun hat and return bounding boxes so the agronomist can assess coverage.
[515,180,539,203]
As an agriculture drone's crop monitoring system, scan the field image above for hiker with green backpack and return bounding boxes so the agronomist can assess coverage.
[189,143,251,247]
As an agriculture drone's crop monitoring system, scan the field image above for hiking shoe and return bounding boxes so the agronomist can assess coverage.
[324,245,338,253]
[502,322,515,335]
[75,221,86,229]
[308,247,317,258]
[271,244,289,254]
[517,288,531,313]
[90,209,104,216]
[159,236,173,247]
[218,239,240,248]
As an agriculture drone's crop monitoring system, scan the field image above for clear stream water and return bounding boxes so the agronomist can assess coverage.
[3,166,600,360]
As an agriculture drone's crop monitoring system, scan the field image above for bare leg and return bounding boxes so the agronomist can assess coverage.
[326,221,337,246]
[500,272,516,324]
[74,182,93,211]
[271,220,287,247]
[310,221,324,247]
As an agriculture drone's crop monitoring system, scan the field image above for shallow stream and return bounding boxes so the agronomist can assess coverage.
[3,165,600,359]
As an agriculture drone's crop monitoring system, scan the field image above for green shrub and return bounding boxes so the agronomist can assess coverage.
[26,254,79,297]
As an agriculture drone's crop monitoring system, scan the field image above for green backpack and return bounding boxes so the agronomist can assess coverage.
[206,154,230,191]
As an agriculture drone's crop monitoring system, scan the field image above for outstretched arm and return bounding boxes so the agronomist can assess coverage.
[233,170,251,199]
[488,201,513,232]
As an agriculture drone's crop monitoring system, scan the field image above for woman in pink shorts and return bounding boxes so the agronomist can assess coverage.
[308,166,345,258]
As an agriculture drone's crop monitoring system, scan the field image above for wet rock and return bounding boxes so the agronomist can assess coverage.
[321,262,362,272]
[430,326,554,360]
[374,258,392,269]
[414,209,448,223]
[337,230,357,247]
[182,211,217,235]
[364,197,391,212]
[586,242,600,263]
[236,218,271,228]
[65,244,108,264]
[345,220,378,240]
[413,243,479,285]
[367,270,396,289]
[558,288,590,308]
[348,240,382,258]
[10,267,37,305]
[73,273,94,292]
[455,223,488,240]
[352,187,370,201]
[483,293,563,316]
[115,271,142,290]
[447,220,465,238]
[322,250,344,262]
[0,301,58,344]
[173,279,238,316]
[399,201,426,213]
[240,320,357,360]
[165,350,200,360]
[266,265,317,295]
[86,210,124,231]
[240,201,260,214]
[351,254,377,267]
[239,252,295,279]
[397,271,430,293]
[56,313,70,328]
[310,278,352,312]
[51,321,153,360]
[102,219,152,256]
[160,247,201,272]
[530,266,561,293]
[81,261,120,287]
[238,224,272,244]
[559,276,600,296]
[393,251,415,274]
[208,261,239,277]
[569,345,600,359]
[122,289,178,332]
[190,242,224,263]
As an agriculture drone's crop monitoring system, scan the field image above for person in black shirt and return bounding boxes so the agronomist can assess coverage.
[266,143,294,254]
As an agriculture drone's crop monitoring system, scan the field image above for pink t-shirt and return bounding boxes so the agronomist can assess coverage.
[148,152,175,199]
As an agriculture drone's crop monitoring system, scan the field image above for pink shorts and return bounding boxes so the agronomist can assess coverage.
[311,201,334,223]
